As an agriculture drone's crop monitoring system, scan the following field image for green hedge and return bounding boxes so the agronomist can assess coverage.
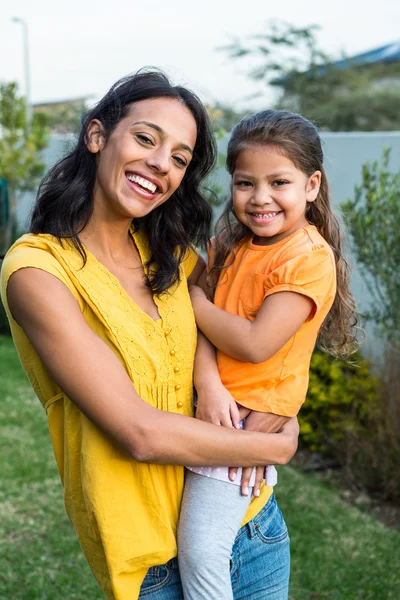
[0,301,10,335]
[300,351,379,453]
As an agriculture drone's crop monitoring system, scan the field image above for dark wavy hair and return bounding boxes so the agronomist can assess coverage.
[209,109,362,357]
[30,68,216,294]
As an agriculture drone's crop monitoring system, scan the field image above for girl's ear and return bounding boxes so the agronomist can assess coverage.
[86,120,106,154]
[306,170,322,203]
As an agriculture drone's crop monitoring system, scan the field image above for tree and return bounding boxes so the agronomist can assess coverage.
[219,20,400,131]
[34,99,88,134]
[341,148,400,347]
[207,103,247,133]
[202,105,229,208]
[0,82,49,251]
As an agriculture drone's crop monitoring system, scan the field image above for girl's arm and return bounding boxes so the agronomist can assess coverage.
[190,285,314,364]
[188,256,241,429]
[7,267,299,468]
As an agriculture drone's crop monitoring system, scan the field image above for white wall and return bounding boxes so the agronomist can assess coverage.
[17,131,400,361]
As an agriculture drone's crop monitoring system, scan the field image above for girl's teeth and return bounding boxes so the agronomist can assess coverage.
[253,212,278,218]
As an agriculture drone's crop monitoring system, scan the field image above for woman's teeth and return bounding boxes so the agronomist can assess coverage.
[127,174,157,193]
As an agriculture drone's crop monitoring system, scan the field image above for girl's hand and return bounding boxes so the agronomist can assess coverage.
[189,284,207,301]
[195,383,241,429]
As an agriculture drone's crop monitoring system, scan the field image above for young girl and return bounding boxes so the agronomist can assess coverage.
[178,109,360,599]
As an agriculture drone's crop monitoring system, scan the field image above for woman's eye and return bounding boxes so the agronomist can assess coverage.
[174,156,187,167]
[136,134,153,145]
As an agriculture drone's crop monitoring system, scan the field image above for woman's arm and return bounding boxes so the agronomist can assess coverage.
[7,268,298,467]
[190,286,314,364]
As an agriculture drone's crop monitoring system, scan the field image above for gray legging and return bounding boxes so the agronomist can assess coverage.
[178,470,252,600]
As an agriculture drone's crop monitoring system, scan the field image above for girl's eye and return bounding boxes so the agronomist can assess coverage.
[173,156,188,168]
[273,179,288,187]
[235,180,252,187]
[135,134,153,145]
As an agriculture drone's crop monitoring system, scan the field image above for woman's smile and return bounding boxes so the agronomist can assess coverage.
[89,97,197,220]
[125,171,164,199]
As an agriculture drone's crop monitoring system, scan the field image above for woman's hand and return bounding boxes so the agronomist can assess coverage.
[229,412,298,497]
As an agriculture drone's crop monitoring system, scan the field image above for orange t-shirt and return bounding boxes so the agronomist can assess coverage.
[214,225,336,417]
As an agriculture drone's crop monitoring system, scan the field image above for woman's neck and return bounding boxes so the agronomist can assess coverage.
[79,213,137,265]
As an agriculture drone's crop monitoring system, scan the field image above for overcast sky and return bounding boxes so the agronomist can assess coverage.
[1,0,399,111]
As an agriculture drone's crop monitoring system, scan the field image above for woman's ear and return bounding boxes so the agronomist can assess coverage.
[86,120,105,154]
[306,170,322,203]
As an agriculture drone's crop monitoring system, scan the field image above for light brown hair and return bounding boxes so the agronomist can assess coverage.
[209,109,362,357]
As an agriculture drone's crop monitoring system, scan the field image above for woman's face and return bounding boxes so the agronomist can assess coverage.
[87,97,197,220]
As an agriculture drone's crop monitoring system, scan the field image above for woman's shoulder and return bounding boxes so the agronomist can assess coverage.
[1,233,79,303]
[2,233,69,276]
[4,232,59,258]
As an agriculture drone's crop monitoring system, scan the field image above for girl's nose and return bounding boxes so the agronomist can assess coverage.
[252,187,272,206]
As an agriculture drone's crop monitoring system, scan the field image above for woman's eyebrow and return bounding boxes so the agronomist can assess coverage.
[132,120,193,155]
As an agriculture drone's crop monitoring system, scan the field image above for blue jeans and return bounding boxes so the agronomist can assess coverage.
[139,493,290,599]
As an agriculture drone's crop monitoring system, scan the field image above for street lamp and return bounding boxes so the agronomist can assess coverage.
[11,17,32,132]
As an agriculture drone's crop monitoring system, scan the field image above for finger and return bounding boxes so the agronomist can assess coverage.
[220,416,234,428]
[240,467,253,497]
[228,466,238,482]
[238,406,252,421]
[229,402,241,429]
[253,466,264,498]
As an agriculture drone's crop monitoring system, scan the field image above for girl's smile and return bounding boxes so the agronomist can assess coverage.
[249,210,283,225]
[232,144,321,246]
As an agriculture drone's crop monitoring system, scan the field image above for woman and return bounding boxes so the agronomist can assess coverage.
[0,68,298,599]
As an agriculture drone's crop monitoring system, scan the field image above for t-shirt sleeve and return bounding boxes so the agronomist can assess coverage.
[181,245,200,279]
[263,246,335,319]
[1,246,80,321]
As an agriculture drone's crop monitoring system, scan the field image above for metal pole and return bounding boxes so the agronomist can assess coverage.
[12,17,32,133]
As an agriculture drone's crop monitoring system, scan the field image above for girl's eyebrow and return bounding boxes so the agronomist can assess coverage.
[234,171,293,178]
[132,120,193,155]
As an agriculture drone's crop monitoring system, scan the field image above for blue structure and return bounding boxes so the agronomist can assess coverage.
[273,41,400,85]
[0,179,9,226]
[332,41,400,70]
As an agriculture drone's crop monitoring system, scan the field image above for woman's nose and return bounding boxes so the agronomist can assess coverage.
[146,147,170,174]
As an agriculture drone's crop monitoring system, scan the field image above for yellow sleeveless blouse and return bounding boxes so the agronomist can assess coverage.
[0,228,270,599]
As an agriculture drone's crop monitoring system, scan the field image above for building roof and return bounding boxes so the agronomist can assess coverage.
[33,96,93,109]
[273,41,400,85]
[332,41,400,69]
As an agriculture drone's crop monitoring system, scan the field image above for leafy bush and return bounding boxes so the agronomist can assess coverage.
[341,147,400,346]
[300,351,379,453]
[301,350,400,502]
[0,301,10,335]
[336,346,400,501]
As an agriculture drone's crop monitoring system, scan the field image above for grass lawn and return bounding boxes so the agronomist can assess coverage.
[1,334,399,599]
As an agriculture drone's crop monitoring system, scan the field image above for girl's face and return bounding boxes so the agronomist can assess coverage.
[87,97,197,221]
[232,144,321,245]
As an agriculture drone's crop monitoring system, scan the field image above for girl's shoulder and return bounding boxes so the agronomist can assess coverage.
[277,226,334,264]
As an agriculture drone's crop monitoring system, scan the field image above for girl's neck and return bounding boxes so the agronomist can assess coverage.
[251,219,310,247]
